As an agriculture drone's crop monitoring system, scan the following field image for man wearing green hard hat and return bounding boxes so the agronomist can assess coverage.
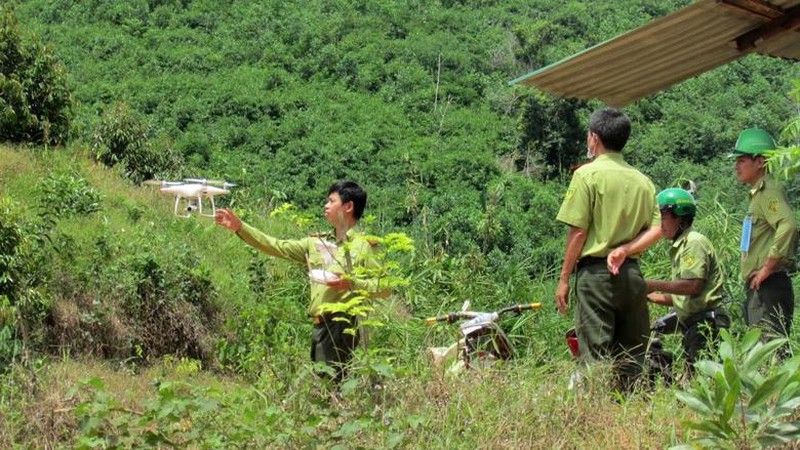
[732,128,797,343]
[645,188,728,375]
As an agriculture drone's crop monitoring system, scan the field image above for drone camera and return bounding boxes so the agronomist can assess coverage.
[186,204,197,213]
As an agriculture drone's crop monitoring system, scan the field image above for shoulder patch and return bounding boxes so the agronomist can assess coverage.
[565,187,576,201]
[768,199,779,213]
[682,253,697,268]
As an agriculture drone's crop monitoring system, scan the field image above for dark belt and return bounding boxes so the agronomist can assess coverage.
[682,307,730,329]
[576,255,639,271]
[576,256,606,271]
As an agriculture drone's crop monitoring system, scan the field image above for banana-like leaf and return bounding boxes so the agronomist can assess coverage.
[748,372,788,410]
[676,391,714,416]
[721,375,741,424]
[742,338,787,373]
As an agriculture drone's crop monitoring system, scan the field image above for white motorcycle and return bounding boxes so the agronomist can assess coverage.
[425,301,542,373]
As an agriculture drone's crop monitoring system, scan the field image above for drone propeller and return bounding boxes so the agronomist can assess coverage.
[143,179,184,187]
[184,178,237,188]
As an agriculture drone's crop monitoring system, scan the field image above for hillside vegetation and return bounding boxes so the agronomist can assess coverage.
[1,0,800,447]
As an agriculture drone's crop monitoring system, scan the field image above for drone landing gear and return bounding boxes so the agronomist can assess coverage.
[172,195,218,218]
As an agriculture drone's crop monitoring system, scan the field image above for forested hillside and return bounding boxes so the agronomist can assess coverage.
[13,0,799,243]
[2,0,800,447]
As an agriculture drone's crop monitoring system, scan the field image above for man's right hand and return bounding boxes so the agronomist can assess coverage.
[555,279,570,316]
[215,209,242,232]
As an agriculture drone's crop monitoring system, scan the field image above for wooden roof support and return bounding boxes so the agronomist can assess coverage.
[734,4,800,52]
[717,0,784,19]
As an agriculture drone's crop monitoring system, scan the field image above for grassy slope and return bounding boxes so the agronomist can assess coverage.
[0,143,696,447]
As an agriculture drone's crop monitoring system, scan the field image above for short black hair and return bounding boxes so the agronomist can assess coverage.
[328,180,367,220]
[588,108,631,152]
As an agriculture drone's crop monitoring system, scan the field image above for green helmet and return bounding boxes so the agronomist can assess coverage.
[731,128,776,156]
[657,188,696,216]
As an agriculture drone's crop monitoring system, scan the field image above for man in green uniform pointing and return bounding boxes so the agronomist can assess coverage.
[645,188,728,374]
[556,107,661,392]
[732,128,798,341]
[215,180,389,382]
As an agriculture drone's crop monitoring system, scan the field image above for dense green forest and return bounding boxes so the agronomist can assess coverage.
[2,0,800,447]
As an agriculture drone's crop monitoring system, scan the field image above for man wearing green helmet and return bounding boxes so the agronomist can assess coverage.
[646,188,727,373]
[732,128,797,342]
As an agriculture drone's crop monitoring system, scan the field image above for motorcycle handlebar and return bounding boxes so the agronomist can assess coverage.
[424,303,541,324]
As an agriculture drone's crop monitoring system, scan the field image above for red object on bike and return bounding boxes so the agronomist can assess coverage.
[565,328,579,358]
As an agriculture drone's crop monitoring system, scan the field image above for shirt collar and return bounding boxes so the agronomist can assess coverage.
[672,226,692,250]
[595,152,624,162]
[749,174,769,196]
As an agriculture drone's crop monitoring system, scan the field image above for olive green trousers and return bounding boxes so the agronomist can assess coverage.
[575,259,649,392]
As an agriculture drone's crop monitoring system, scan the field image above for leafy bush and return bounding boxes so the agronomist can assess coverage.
[0,197,25,302]
[91,102,182,183]
[674,329,800,449]
[0,4,72,145]
[69,378,226,449]
[38,171,103,219]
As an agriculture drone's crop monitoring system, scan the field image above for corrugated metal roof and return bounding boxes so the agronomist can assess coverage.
[510,0,800,107]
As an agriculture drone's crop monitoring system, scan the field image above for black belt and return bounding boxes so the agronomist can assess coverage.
[576,256,639,271]
[682,307,730,329]
[576,256,606,271]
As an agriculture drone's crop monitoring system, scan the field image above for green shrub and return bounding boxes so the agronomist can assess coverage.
[0,197,24,302]
[92,102,182,183]
[674,329,800,449]
[0,4,72,145]
[38,171,103,219]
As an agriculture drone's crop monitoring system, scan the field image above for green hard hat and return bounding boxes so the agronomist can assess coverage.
[731,128,777,156]
[657,188,696,216]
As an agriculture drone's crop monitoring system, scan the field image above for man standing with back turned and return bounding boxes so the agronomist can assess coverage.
[555,108,661,392]
[732,128,797,343]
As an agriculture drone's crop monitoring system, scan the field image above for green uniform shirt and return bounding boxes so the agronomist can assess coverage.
[556,152,659,258]
[669,228,725,321]
[236,222,383,316]
[741,175,798,280]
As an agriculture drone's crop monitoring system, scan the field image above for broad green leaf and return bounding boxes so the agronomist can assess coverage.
[694,360,723,378]
[766,421,800,442]
[743,339,788,373]
[749,372,789,410]
[722,357,739,388]
[718,338,734,362]
[721,377,741,424]
[780,355,800,373]
[739,328,761,352]
[684,420,728,439]
[676,391,714,416]
[340,378,359,396]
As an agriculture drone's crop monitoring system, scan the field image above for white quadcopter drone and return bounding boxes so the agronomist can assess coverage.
[145,178,236,218]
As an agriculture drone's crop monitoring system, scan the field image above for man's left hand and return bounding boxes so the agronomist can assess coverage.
[326,276,353,291]
[555,280,570,316]
[749,266,773,290]
[607,247,627,275]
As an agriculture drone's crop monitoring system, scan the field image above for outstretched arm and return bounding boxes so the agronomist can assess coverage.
[216,209,307,263]
[215,208,242,232]
[607,225,662,275]
[647,278,705,296]
[645,278,705,307]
